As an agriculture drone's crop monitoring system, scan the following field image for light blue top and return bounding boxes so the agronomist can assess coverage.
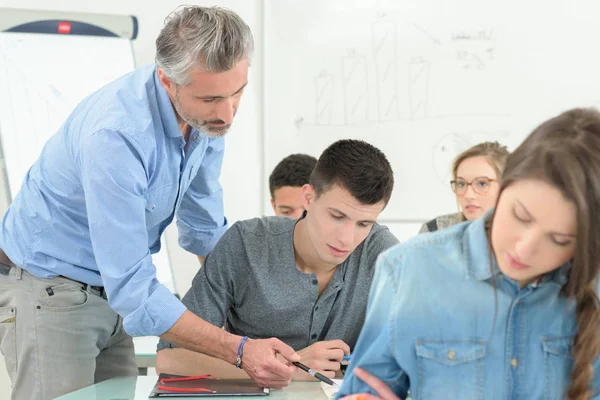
[0,64,228,337]
[337,213,600,399]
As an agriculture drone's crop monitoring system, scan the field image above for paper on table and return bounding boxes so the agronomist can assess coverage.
[320,379,343,399]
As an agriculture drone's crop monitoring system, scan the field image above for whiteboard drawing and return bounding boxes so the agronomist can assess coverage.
[315,71,334,125]
[341,51,369,124]
[372,20,400,121]
[408,57,430,119]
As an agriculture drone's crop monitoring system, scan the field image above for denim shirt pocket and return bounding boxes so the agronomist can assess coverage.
[415,339,486,400]
[542,336,574,400]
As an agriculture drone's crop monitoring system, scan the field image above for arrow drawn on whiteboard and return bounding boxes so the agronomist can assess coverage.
[48,85,62,99]
[294,116,304,129]
[412,23,441,45]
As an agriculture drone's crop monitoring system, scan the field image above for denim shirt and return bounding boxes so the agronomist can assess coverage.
[337,214,600,399]
[0,64,228,337]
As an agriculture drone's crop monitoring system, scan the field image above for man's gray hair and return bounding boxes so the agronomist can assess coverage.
[156,6,254,85]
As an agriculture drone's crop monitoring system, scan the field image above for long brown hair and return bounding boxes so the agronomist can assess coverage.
[491,108,600,399]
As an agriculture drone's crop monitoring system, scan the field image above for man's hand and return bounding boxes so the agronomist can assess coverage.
[296,339,350,379]
[339,367,402,400]
[240,338,299,389]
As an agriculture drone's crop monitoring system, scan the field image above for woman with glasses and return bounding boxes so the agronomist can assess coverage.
[419,141,509,233]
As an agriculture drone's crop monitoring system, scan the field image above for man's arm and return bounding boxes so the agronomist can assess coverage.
[157,339,350,381]
[161,311,298,387]
[80,131,298,388]
[158,222,300,387]
[80,129,186,337]
[157,347,249,378]
[178,137,228,258]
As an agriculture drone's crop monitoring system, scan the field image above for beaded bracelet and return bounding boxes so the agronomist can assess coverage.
[235,336,249,369]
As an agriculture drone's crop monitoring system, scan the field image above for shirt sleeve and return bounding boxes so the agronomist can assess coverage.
[366,227,400,260]
[177,136,228,256]
[336,250,409,399]
[158,222,242,351]
[80,129,186,337]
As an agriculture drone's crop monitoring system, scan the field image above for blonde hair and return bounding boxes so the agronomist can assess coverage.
[452,141,510,180]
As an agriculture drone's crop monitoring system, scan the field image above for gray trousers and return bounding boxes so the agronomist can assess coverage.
[0,263,138,400]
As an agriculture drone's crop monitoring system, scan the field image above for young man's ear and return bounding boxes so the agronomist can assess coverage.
[301,184,315,211]
[270,198,276,214]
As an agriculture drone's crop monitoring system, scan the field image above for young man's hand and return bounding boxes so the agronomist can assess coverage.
[241,337,299,388]
[295,339,350,379]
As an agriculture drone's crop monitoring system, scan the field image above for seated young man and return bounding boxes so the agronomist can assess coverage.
[156,139,398,380]
[269,153,317,219]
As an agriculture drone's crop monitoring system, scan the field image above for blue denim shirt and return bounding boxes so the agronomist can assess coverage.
[0,64,228,337]
[337,214,600,399]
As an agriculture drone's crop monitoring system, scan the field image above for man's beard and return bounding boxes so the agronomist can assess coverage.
[174,92,232,138]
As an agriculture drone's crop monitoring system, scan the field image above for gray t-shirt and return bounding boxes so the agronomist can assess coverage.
[158,215,399,352]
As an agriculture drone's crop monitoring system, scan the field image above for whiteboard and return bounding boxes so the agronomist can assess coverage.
[0,32,176,293]
[264,0,600,221]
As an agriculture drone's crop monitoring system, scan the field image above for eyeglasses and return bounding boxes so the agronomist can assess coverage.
[450,177,496,196]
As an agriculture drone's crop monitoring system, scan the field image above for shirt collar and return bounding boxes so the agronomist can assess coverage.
[463,209,498,281]
[153,67,184,138]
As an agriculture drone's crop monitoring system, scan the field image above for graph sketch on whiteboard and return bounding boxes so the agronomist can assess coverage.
[314,71,334,125]
[341,50,369,124]
[296,17,504,129]
[408,56,430,119]
[373,20,400,121]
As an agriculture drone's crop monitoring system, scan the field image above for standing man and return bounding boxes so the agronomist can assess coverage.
[0,6,297,400]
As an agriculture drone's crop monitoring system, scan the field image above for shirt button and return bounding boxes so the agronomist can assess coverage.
[315,306,319,311]
[447,350,456,360]
[194,135,199,140]
[511,357,518,368]
[312,279,318,285]
[151,204,156,210]
[311,333,317,339]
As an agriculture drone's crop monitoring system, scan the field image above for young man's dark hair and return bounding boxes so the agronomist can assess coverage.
[269,154,317,198]
[269,154,317,218]
[310,139,394,206]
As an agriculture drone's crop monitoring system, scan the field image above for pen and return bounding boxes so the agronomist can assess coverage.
[292,361,339,387]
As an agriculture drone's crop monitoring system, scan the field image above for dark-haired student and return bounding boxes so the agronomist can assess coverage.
[269,154,317,219]
[156,139,399,380]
